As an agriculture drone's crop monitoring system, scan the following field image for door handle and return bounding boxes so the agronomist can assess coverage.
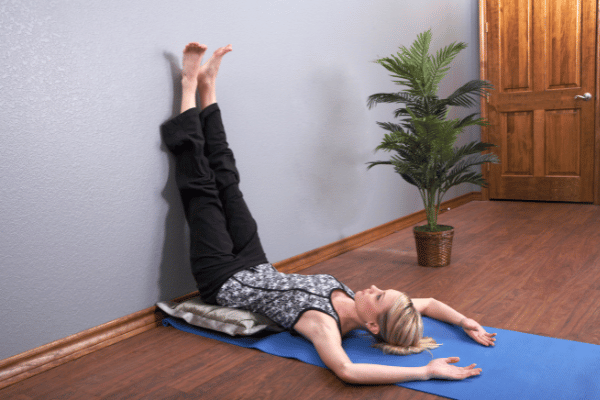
[574,93,592,101]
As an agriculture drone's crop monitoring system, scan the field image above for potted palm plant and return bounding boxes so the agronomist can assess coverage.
[367,30,499,267]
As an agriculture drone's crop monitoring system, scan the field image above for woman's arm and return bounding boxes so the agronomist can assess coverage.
[294,311,481,385]
[413,298,496,347]
[412,298,465,325]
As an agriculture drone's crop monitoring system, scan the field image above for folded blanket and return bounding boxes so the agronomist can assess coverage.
[163,316,600,400]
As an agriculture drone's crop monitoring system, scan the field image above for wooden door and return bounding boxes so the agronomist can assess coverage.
[481,0,597,202]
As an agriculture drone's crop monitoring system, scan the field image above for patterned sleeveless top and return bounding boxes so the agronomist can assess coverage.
[216,263,355,332]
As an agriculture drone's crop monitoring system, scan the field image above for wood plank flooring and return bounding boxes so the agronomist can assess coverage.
[2,200,599,399]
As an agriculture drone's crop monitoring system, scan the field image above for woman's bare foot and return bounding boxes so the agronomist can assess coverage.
[197,44,232,109]
[182,43,207,86]
[180,42,207,113]
[197,45,232,87]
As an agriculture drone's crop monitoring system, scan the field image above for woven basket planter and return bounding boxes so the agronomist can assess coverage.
[413,226,454,267]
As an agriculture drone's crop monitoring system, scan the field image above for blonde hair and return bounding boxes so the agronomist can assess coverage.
[372,293,440,355]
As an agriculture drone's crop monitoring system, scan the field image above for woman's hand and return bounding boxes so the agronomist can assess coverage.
[426,357,481,380]
[460,318,496,346]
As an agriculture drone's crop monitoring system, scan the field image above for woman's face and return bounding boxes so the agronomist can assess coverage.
[354,285,402,328]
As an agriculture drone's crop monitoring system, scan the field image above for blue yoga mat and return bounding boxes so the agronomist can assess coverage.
[163,316,600,399]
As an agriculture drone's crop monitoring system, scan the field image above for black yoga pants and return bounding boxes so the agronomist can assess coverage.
[160,104,269,304]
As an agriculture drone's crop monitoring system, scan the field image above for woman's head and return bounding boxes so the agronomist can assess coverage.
[355,286,439,355]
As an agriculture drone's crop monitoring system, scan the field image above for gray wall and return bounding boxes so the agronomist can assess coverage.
[0,0,481,360]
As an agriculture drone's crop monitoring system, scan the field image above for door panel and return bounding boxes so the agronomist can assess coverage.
[503,111,534,175]
[500,0,532,92]
[545,109,580,176]
[546,0,582,89]
[485,0,596,202]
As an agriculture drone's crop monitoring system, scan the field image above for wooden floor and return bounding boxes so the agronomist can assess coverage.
[2,201,600,399]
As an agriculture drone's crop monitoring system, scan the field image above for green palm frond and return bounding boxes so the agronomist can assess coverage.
[367,92,418,109]
[452,113,488,130]
[392,97,446,120]
[376,121,406,133]
[443,170,489,189]
[443,153,499,189]
[447,142,497,167]
[442,80,493,108]
[425,41,467,94]
[366,160,393,170]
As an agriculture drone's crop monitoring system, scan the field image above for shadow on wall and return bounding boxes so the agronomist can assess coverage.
[156,52,196,301]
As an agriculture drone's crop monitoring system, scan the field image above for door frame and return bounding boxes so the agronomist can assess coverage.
[479,0,600,205]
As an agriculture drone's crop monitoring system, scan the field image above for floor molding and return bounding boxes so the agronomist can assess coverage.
[0,191,480,389]
[0,307,162,390]
[275,191,481,273]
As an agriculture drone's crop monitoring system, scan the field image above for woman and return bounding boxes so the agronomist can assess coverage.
[161,42,496,385]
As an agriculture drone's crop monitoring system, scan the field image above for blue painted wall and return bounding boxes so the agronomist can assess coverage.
[0,0,481,359]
